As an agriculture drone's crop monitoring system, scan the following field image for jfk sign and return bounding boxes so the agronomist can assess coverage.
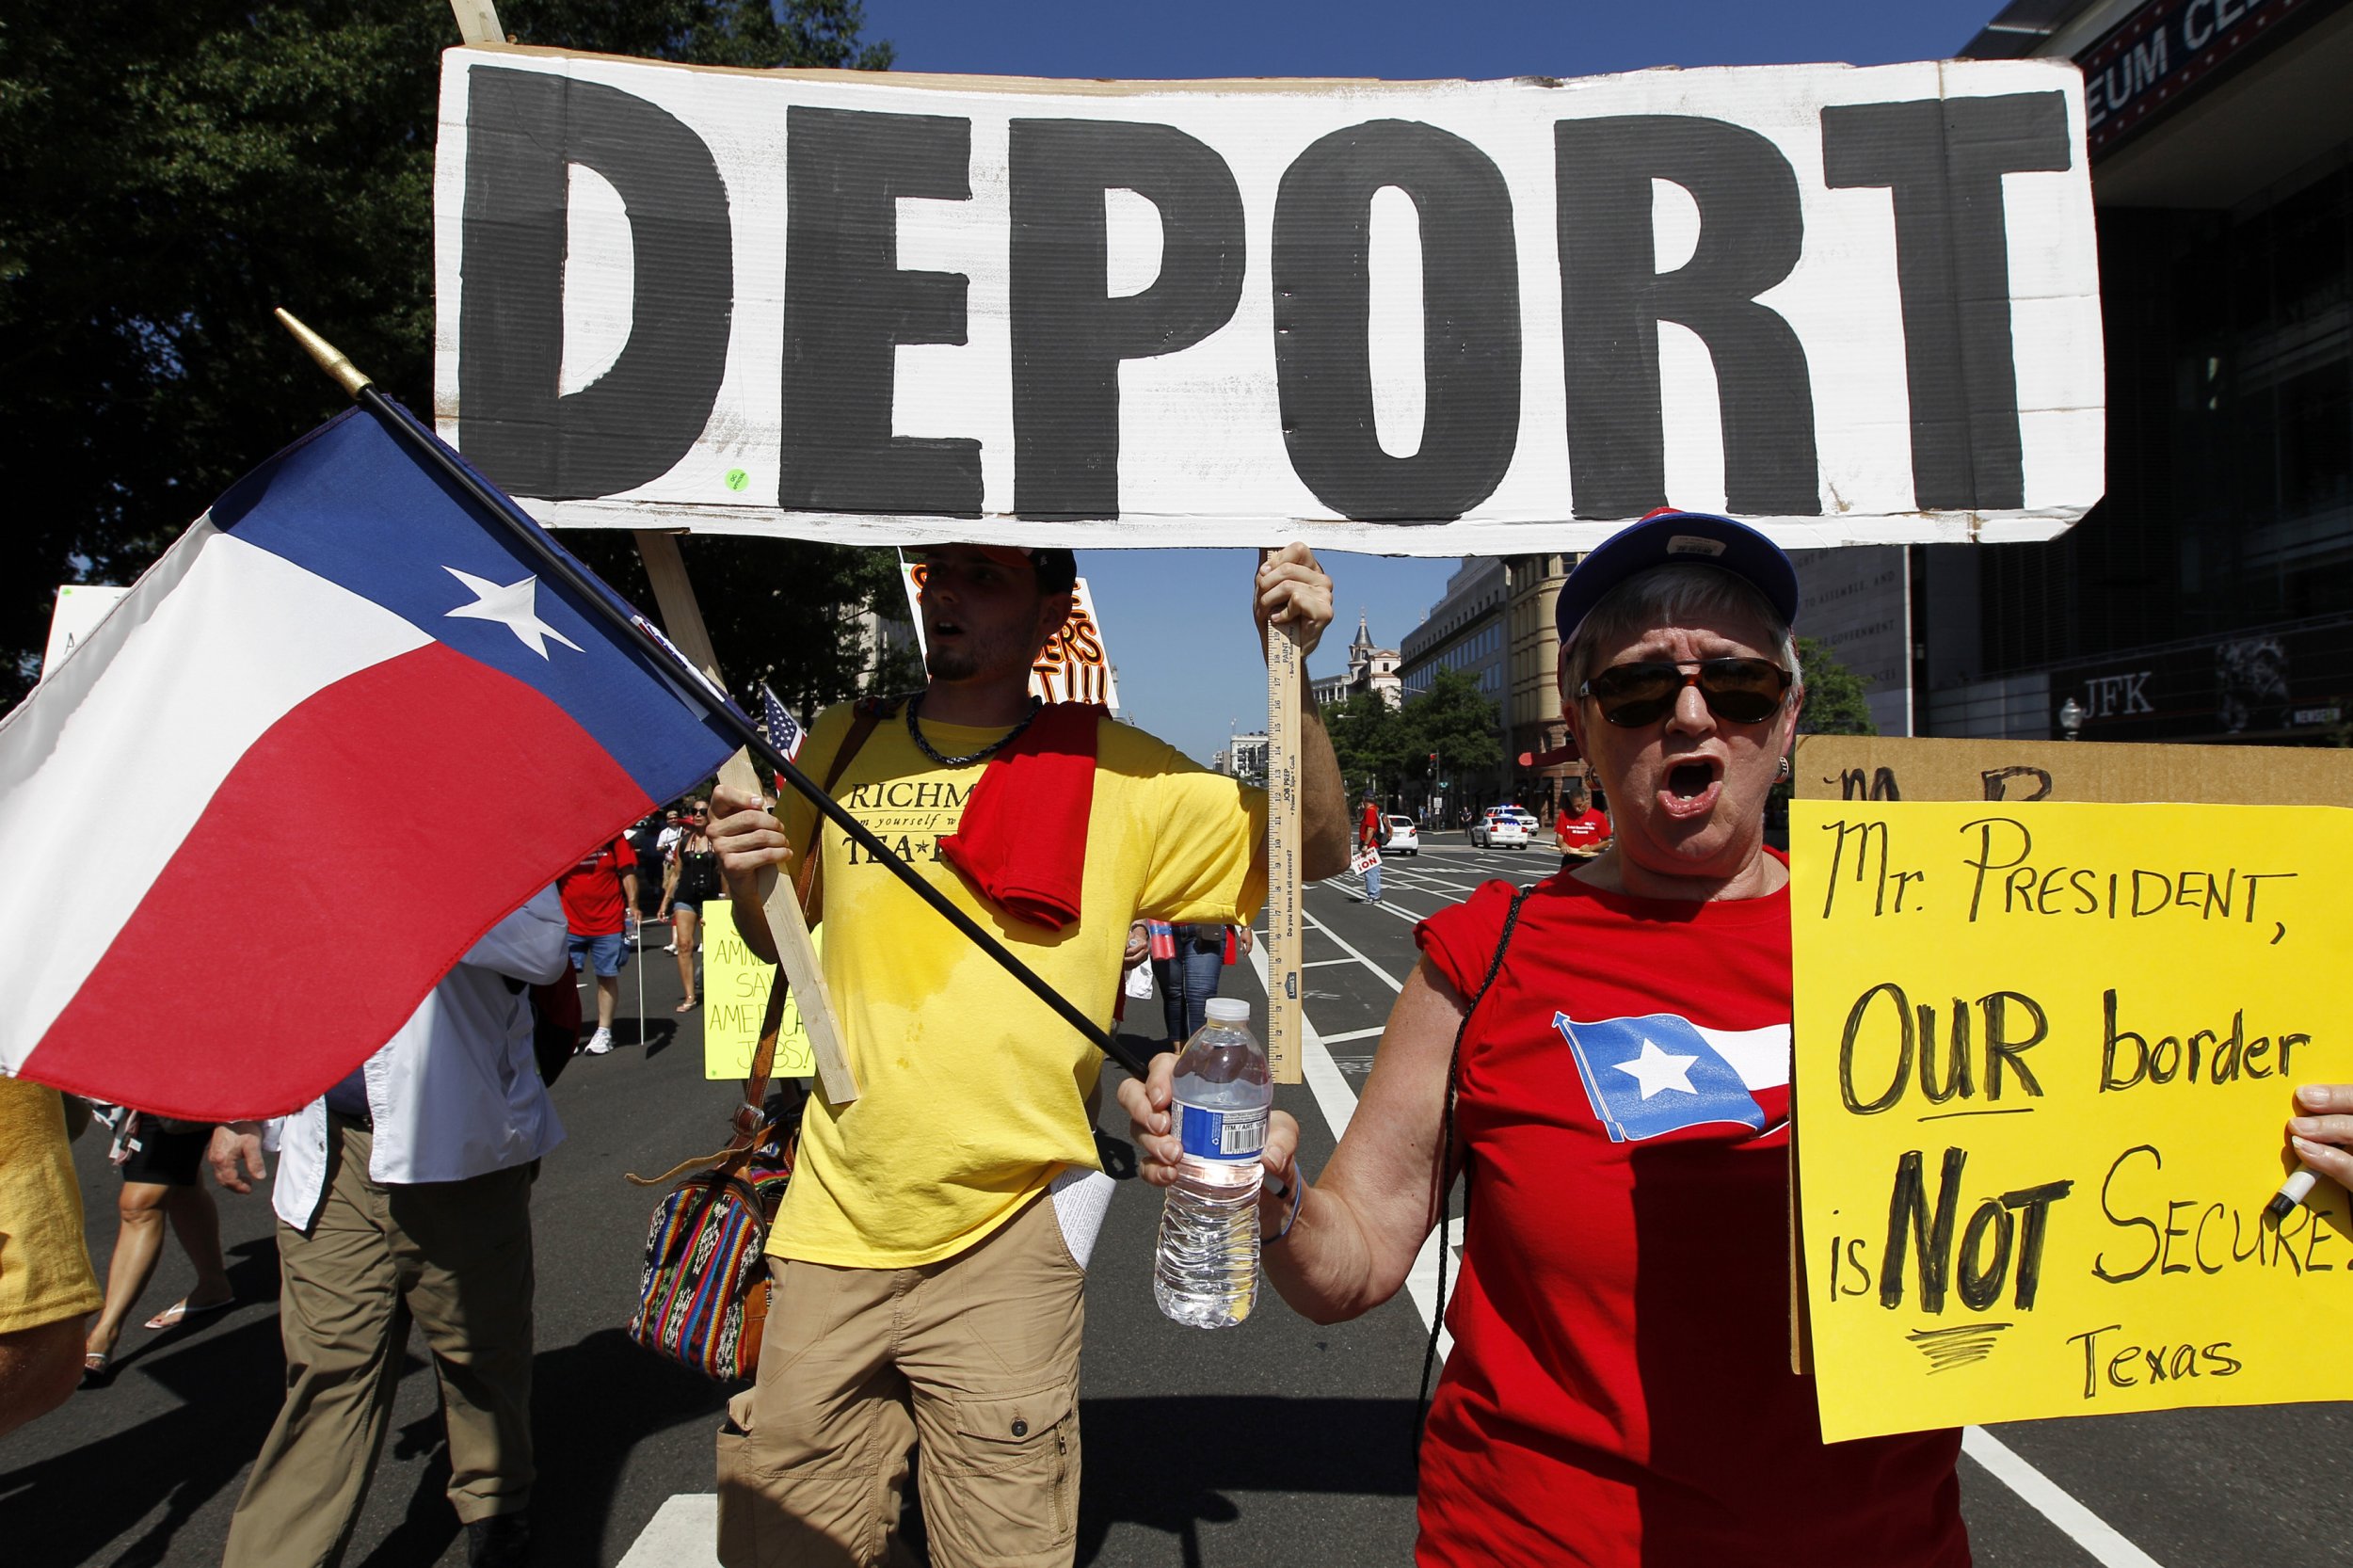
[434,49,2105,553]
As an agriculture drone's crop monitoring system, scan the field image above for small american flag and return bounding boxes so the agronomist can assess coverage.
[759,682,806,768]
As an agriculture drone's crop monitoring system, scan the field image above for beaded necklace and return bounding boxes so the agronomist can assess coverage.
[904,692,1042,768]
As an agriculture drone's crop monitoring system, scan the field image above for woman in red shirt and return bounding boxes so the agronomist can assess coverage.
[1553,776,1611,865]
[1126,512,1970,1566]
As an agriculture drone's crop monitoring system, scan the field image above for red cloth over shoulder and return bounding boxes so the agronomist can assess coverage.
[938,703,1101,930]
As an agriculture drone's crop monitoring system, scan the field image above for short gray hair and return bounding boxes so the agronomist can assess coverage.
[1560,564,1802,701]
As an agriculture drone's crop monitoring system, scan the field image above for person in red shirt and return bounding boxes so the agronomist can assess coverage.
[556,836,639,1056]
[1553,776,1611,865]
[1125,511,1970,1567]
[1357,793,1385,904]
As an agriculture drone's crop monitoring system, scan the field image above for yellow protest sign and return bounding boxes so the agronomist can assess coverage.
[701,921,815,1081]
[1790,799,2353,1442]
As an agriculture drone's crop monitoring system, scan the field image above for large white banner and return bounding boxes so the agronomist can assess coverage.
[434,48,2103,553]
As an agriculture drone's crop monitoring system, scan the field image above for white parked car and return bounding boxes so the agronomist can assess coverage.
[1382,815,1419,855]
[1471,808,1529,849]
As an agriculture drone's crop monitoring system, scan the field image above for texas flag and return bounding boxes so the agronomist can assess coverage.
[1553,1013,1789,1143]
[0,405,738,1119]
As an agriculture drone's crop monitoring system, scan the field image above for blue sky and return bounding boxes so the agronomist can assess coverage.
[860,0,2006,765]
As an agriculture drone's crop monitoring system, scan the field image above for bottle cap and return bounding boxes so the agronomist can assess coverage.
[1205,998,1251,1024]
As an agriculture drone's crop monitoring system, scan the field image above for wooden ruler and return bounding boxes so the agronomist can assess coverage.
[1263,579,1305,1086]
[632,530,858,1103]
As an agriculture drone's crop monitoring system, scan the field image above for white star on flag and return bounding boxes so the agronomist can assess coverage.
[442,568,584,659]
[1611,1037,1700,1099]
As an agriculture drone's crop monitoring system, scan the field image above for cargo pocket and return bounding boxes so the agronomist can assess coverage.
[925,1384,1080,1560]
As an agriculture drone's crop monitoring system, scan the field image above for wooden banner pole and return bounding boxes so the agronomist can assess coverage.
[1262,550,1305,1086]
[446,0,504,46]
[632,530,859,1105]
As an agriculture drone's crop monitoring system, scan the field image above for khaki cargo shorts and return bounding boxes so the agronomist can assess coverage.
[717,1192,1087,1567]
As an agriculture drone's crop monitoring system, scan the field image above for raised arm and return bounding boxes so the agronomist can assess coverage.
[1254,543,1350,883]
[1118,952,1469,1323]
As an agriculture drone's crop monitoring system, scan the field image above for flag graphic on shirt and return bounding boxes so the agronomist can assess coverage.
[1553,1013,1787,1143]
[759,682,806,764]
[0,405,740,1120]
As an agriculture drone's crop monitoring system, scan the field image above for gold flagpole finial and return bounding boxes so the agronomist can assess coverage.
[273,308,373,400]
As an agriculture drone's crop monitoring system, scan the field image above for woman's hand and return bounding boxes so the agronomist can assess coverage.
[1124,920,1150,968]
[2288,1083,2353,1189]
[1115,1053,1300,1196]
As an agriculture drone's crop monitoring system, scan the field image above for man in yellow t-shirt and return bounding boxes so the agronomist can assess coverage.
[0,1076,104,1439]
[709,542,1346,1567]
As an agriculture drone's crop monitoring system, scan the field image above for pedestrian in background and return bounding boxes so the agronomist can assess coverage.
[669,810,719,1012]
[210,888,568,1568]
[1357,792,1385,904]
[1554,776,1611,866]
[558,832,638,1057]
[78,1108,235,1384]
[1151,921,1250,1048]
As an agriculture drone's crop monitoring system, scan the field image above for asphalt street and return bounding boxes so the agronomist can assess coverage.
[5,835,2347,1566]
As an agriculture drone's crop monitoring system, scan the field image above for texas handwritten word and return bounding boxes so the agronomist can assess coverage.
[434,49,2100,552]
[1790,800,2353,1442]
[702,921,816,1082]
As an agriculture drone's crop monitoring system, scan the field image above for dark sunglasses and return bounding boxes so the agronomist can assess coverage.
[1579,657,1792,727]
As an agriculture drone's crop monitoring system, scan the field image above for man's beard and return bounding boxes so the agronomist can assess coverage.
[925,642,979,681]
[924,625,1034,685]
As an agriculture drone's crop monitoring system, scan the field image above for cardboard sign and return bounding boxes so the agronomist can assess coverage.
[434,48,2103,552]
[702,920,816,1080]
[899,563,1122,708]
[40,584,130,680]
[1794,732,2353,809]
[1789,799,2353,1441]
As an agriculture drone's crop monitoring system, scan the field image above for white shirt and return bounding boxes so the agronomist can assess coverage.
[656,824,683,861]
[270,888,569,1231]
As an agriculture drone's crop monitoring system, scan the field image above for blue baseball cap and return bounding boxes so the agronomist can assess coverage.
[1554,510,1801,644]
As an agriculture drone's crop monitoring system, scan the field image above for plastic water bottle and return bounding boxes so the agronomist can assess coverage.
[1154,997,1272,1329]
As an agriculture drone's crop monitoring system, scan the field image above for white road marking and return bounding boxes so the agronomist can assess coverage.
[1318,1026,1385,1045]
[1298,908,1405,992]
[616,1494,719,1567]
[1961,1427,2167,1566]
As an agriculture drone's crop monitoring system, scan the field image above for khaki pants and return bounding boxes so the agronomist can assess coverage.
[223,1122,536,1568]
[717,1192,1086,1568]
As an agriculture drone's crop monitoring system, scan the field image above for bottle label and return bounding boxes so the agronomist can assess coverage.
[1176,1101,1268,1161]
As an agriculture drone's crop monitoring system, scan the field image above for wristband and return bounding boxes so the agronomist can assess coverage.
[1264,1172,1305,1243]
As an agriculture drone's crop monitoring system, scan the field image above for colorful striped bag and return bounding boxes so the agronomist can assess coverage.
[626,1117,795,1381]
[623,702,887,1381]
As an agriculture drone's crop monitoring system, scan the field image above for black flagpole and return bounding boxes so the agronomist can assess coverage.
[274,309,1146,1079]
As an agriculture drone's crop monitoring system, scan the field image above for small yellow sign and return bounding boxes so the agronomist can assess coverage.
[1790,800,2353,1441]
[701,920,815,1081]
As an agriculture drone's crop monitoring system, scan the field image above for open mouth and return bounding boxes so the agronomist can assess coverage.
[1658,759,1723,818]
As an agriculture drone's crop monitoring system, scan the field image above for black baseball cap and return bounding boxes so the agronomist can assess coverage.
[937,545,1079,596]
[1554,510,1800,643]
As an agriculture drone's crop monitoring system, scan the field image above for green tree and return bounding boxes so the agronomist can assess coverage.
[1321,687,1410,800]
[1794,635,1879,735]
[1400,667,1503,788]
[0,0,892,712]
